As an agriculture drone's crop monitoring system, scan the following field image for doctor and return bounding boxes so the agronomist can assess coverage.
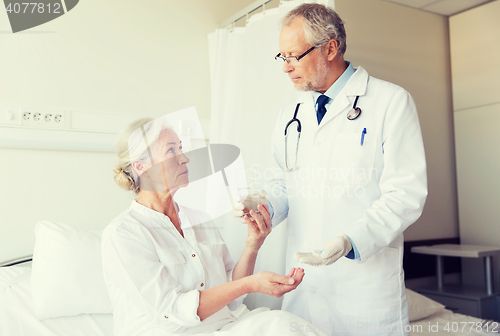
[265,3,427,336]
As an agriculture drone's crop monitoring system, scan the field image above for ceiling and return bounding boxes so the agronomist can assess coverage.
[380,0,495,16]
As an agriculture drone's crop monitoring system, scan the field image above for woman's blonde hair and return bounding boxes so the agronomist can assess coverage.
[113,117,173,193]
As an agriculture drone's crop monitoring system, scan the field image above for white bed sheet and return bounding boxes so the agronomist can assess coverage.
[0,265,114,336]
[410,309,499,336]
[2,264,499,336]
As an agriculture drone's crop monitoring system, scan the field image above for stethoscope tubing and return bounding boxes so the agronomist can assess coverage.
[284,96,361,172]
[284,103,302,171]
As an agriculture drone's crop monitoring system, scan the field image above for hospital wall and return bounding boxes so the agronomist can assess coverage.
[336,0,458,241]
[0,0,457,263]
[449,0,500,289]
[0,0,252,263]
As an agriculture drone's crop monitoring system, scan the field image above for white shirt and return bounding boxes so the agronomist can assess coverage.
[101,201,243,336]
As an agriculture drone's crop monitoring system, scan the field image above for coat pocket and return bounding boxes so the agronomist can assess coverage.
[330,132,377,186]
[334,246,402,318]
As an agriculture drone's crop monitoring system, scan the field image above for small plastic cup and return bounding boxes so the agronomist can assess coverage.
[237,188,266,215]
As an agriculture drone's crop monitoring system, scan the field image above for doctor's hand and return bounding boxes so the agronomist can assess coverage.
[250,268,305,298]
[294,234,352,267]
[243,203,272,251]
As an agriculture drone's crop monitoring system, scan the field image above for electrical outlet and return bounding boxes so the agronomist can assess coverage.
[21,110,43,127]
[20,106,66,130]
[45,110,66,130]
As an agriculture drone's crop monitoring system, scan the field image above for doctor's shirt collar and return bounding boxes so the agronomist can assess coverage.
[311,61,356,108]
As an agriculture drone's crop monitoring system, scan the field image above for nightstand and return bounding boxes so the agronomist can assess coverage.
[411,244,500,319]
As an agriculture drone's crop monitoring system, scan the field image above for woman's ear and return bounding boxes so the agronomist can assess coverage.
[132,161,146,176]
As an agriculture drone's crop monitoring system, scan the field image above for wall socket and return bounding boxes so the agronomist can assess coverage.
[21,107,66,130]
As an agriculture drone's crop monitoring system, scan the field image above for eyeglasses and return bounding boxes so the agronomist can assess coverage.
[275,45,317,65]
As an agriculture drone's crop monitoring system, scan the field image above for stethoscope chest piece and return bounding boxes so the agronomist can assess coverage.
[347,107,361,120]
[347,95,362,120]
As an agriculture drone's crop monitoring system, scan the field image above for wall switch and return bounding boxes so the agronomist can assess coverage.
[0,105,21,126]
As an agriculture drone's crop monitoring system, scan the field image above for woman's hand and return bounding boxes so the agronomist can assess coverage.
[243,203,272,251]
[250,268,305,298]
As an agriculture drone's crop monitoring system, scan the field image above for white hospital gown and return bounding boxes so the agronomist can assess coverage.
[102,201,325,336]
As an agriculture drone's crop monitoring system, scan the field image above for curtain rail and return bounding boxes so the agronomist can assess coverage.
[219,0,334,29]
[219,0,276,28]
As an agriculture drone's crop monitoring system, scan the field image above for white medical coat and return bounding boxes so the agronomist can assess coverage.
[266,66,427,336]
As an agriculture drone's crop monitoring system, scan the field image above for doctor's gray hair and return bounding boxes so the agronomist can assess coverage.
[113,117,174,193]
[281,3,347,56]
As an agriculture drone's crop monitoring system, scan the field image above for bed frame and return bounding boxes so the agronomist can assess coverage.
[0,256,33,267]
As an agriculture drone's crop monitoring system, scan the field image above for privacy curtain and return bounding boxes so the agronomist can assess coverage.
[208,0,335,310]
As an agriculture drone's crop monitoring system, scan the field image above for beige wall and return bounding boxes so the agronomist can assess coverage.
[450,0,500,289]
[0,0,254,263]
[0,148,135,262]
[336,0,458,241]
[451,0,500,243]
[0,0,457,262]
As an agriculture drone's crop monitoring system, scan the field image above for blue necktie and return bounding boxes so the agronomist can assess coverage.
[316,94,330,124]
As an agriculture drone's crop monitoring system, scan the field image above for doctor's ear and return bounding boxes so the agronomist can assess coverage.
[325,39,339,61]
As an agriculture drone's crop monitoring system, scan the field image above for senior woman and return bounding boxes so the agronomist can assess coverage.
[102,117,325,336]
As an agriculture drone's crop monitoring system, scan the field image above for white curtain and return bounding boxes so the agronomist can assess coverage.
[208,0,334,310]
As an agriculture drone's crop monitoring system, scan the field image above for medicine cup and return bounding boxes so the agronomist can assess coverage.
[236,188,267,215]
[232,166,265,221]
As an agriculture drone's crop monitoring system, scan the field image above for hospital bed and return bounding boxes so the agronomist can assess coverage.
[1,223,498,336]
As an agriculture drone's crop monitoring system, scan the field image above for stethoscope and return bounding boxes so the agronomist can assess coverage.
[284,96,362,172]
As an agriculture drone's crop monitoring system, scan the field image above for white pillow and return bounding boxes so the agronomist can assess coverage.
[31,220,112,319]
[406,288,445,321]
